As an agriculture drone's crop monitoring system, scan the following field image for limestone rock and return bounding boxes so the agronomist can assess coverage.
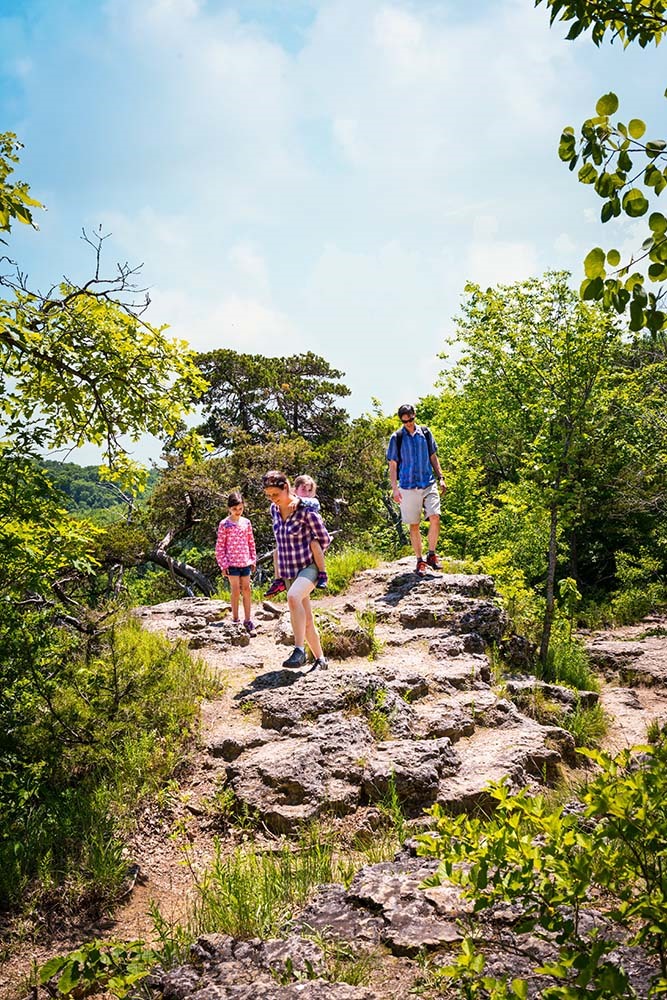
[207,723,278,761]
[362,737,460,811]
[348,859,462,956]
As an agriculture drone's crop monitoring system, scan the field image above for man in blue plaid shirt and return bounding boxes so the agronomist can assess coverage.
[387,403,446,575]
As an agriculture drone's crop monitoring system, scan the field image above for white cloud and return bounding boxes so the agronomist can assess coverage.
[554,232,576,255]
[467,239,539,288]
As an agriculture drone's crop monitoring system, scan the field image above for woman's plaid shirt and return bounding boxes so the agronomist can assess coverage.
[271,502,331,579]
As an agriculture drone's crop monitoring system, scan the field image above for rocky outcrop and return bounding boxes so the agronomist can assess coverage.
[136,561,667,1000]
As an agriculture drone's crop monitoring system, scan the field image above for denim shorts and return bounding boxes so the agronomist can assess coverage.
[285,563,318,588]
[227,565,252,577]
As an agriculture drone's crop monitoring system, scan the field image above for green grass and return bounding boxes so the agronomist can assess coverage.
[538,635,599,693]
[561,702,608,749]
[187,832,337,940]
[324,545,380,594]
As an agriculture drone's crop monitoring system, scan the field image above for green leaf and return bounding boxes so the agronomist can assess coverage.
[622,188,649,217]
[617,149,633,172]
[628,119,646,140]
[601,201,614,223]
[649,212,667,233]
[647,140,667,158]
[578,163,598,184]
[606,249,621,267]
[648,262,667,281]
[596,92,619,116]
[583,247,606,278]
[580,276,604,300]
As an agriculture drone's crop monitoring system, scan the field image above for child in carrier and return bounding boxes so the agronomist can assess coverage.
[215,491,257,634]
[265,474,328,596]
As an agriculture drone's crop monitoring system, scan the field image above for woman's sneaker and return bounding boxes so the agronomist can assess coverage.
[265,577,286,597]
[310,657,328,672]
[244,619,256,635]
[282,647,307,668]
[316,571,328,589]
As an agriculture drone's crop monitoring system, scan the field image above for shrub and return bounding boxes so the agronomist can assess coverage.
[418,740,667,997]
[1,618,218,913]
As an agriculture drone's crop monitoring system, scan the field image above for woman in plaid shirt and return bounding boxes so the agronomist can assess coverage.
[262,469,331,671]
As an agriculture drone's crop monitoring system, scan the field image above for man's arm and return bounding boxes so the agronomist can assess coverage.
[388,459,401,503]
[426,432,446,492]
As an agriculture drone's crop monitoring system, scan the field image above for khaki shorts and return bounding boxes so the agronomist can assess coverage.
[399,483,441,524]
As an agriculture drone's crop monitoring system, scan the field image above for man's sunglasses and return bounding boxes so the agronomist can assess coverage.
[401,416,415,424]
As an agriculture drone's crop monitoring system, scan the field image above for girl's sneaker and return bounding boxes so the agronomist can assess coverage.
[244,619,256,635]
[265,577,286,597]
[316,571,328,589]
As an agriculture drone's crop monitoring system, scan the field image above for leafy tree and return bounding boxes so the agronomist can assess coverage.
[196,348,350,448]
[536,2,667,335]
[0,131,42,236]
[442,272,624,661]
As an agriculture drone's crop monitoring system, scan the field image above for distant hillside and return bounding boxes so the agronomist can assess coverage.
[39,459,159,514]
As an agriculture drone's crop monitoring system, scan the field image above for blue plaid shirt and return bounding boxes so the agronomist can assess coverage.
[386,425,437,489]
[271,503,331,578]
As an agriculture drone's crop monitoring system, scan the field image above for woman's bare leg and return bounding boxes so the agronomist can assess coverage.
[287,577,318,652]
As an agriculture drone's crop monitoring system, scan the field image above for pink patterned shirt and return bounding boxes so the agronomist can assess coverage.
[215,516,257,573]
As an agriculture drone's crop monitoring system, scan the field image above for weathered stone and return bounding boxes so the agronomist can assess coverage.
[424,653,491,689]
[585,637,667,685]
[456,601,508,642]
[436,721,574,813]
[252,671,409,732]
[376,665,430,701]
[225,714,372,832]
[348,859,462,956]
[158,933,379,999]
[499,633,537,671]
[410,700,475,741]
[506,677,599,711]
[207,723,278,761]
[362,738,460,811]
[292,884,384,943]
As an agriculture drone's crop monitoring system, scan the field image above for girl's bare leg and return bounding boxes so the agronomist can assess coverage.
[241,575,252,621]
[229,576,241,620]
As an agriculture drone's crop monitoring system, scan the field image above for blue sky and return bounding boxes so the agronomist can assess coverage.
[1,0,665,462]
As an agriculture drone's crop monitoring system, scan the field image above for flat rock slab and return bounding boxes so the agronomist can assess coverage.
[585,637,667,685]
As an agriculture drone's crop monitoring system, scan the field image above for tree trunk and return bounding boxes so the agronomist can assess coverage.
[146,528,215,597]
[539,503,559,666]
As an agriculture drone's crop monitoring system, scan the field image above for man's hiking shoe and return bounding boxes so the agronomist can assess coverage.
[415,558,427,574]
[426,552,442,570]
[282,647,307,669]
[244,619,256,635]
[316,571,328,589]
[265,577,286,597]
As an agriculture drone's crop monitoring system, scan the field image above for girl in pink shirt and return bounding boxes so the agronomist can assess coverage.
[215,492,257,634]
